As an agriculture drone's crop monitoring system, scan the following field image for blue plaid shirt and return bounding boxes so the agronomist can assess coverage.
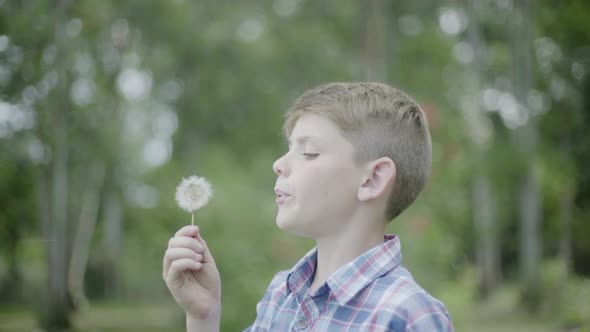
[244,235,453,331]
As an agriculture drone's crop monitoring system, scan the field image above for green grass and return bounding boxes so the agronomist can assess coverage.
[441,284,562,332]
[0,288,582,332]
[0,301,185,332]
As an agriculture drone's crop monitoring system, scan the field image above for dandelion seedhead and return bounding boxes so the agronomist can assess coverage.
[175,175,213,224]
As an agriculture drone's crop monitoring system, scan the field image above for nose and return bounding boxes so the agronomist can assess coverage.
[273,153,288,176]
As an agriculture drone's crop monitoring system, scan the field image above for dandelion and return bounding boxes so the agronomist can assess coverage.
[175,175,213,225]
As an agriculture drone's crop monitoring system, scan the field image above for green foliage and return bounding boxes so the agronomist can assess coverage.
[538,259,590,330]
[0,0,590,330]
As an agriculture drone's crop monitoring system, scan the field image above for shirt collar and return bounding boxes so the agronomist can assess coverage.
[285,235,403,305]
[285,244,318,297]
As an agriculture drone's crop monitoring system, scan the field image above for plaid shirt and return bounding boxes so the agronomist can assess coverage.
[244,235,453,331]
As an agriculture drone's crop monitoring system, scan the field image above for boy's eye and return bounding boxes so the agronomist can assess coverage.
[302,153,319,159]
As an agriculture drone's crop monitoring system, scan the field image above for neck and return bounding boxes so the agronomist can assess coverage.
[310,219,385,293]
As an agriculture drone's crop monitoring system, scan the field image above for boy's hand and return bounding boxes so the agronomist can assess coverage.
[163,225,221,322]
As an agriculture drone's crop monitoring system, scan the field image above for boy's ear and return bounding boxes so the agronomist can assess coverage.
[357,157,396,202]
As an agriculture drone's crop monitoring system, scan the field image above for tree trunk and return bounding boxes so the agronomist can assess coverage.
[473,175,499,298]
[511,0,542,311]
[43,11,74,325]
[102,189,123,298]
[363,0,386,82]
[518,160,541,308]
[558,184,573,284]
[68,163,105,310]
[467,0,499,299]
[45,102,72,329]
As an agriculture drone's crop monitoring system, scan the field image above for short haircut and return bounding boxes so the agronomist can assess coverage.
[283,82,432,221]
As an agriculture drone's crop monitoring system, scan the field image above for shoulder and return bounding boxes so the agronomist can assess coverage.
[400,290,453,331]
[261,269,289,297]
[268,269,289,288]
[257,269,290,305]
[366,267,454,331]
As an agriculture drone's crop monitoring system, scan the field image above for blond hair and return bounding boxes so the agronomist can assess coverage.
[283,82,432,222]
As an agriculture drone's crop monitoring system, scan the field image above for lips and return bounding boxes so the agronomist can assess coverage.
[274,187,291,204]
[274,188,291,198]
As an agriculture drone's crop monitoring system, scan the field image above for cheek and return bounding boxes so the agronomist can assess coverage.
[300,162,358,201]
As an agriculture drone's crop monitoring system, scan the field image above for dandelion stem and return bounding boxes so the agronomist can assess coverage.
[191,213,194,226]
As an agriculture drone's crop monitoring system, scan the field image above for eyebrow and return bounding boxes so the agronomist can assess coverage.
[287,135,318,145]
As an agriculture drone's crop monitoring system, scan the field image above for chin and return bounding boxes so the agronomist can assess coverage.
[275,215,315,238]
[275,215,293,231]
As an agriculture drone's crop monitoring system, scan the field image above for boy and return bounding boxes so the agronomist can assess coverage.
[163,82,454,331]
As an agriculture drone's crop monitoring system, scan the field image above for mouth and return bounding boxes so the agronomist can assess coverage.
[275,194,291,204]
[274,188,291,203]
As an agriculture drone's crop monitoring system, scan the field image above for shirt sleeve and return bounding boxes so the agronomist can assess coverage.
[401,292,454,332]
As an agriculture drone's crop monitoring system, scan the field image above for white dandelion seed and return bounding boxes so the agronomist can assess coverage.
[175,175,213,225]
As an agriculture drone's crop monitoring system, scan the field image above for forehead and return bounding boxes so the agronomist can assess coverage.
[287,114,344,145]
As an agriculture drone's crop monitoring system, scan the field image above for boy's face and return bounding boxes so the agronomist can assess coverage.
[273,114,363,238]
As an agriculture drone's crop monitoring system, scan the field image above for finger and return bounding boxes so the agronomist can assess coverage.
[175,225,200,237]
[168,236,204,253]
[163,248,203,277]
[167,258,202,282]
[194,232,215,264]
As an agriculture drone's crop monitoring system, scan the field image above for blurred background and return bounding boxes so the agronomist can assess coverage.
[1,0,589,331]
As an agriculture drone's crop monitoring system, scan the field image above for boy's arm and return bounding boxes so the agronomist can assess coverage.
[186,314,221,332]
[401,293,454,332]
[405,310,453,332]
[163,225,222,332]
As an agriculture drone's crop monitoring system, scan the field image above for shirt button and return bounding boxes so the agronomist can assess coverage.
[297,319,308,329]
